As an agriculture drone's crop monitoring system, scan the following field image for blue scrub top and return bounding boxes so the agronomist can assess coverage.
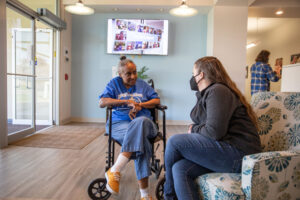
[99,77,159,122]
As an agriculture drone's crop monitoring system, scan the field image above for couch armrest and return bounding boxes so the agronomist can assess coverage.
[241,151,300,200]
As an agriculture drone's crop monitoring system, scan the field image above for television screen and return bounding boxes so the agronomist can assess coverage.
[107,19,168,55]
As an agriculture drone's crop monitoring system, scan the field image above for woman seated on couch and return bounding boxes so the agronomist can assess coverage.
[164,56,262,200]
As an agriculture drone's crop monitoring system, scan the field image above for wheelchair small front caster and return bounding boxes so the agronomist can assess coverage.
[88,178,111,200]
[155,177,165,200]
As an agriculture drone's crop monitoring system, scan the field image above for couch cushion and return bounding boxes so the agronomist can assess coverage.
[251,92,300,151]
[196,173,245,200]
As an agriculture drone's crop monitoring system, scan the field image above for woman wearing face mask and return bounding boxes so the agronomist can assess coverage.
[163,57,262,200]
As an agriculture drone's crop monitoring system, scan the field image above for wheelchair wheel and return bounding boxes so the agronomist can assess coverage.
[88,178,111,200]
[155,177,165,200]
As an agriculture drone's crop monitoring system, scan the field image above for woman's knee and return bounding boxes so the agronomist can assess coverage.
[132,116,152,125]
[166,134,186,150]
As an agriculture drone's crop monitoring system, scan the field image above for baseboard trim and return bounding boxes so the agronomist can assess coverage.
[164,120,191,125]
[71,117,106,123]
[60,117,72,125]
[70,117,191,125]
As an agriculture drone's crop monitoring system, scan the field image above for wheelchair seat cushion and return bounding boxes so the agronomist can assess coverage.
[196,173,245,200]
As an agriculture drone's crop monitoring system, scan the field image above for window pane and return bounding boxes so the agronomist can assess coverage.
[36,79,51,120]
[7,7,34,135]
[7,75,33,135]
[6,8,33,75]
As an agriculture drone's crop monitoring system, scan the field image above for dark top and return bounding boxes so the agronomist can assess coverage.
[190,83,262,155]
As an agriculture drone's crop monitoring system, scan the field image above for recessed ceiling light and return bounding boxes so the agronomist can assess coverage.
[275,10,284,15]
[159,8,164,12]
[136,8,142,12]
[113,8,119,11]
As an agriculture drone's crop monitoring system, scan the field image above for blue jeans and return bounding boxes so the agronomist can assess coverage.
[106,116,157,180]
[164,133,245,200]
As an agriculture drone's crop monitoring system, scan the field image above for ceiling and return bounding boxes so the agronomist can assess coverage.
[247,0,300,41]
[247,18,300,34]
[63,0,300,41]
[63,0,300,16]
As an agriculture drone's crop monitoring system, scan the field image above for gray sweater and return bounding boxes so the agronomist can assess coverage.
[191,83,262,155]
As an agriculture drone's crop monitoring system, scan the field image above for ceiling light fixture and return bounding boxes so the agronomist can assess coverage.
[275,9,284,15]
[169,0,198,17]
[246,42,257,49]
[246,18,260,49]
[65,0,94,15]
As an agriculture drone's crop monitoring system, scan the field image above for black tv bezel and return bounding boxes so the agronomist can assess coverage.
[106,18,169,56]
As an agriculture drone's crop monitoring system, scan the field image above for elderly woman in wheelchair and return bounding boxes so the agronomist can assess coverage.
[98,57,160,200]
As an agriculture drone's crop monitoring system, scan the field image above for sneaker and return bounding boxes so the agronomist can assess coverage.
[105,168,121,195]
[141,196,153,200]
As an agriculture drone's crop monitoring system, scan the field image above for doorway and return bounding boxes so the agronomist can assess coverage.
[6,7,56,138]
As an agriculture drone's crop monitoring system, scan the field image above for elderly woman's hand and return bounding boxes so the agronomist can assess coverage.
[126,100,137,107]
[128,103,142,120]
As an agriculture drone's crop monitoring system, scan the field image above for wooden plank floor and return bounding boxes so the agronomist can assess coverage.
[0,123,188,200]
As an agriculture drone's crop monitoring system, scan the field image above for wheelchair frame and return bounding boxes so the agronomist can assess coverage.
[106,104,167,178]
[88,104,167,200]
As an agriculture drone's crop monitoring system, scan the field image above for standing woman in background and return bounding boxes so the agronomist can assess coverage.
[164,57,262,200]
[250,50,282,95]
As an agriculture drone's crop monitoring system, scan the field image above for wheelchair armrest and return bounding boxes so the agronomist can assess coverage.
[155,104,167,110]
[106,105,113,110]
[105,104,167,110]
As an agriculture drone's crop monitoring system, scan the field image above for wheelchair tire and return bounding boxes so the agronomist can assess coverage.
[87,178,111,200]
[155,177,165,200]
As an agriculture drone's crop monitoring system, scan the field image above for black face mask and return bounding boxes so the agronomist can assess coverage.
[190,73,201,91]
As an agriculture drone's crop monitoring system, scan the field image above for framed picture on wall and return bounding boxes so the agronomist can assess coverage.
[275,58,283,67]
[290,53,300,64]
[275,58,283,75]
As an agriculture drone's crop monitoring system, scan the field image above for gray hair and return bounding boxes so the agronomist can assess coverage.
[118,59,135,73]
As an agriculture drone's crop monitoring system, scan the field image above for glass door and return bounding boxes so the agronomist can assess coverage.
[7,7,35,136]
[35,22,54,126]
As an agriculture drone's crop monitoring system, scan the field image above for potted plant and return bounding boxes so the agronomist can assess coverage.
[137,66,155,88]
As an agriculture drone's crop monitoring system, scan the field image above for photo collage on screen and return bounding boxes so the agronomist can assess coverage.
[113,19,163,52]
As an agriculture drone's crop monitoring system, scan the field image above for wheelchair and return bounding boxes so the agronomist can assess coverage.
[87,98,167,200]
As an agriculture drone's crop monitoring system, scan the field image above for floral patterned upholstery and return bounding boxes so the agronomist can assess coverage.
[196,173,244,200]
[197,92,300,200]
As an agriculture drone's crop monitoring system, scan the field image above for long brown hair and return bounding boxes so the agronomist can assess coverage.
[255,50,270,63]
[194,56,258,128]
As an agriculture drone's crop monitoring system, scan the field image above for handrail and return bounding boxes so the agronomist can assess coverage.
[7,73,36,77]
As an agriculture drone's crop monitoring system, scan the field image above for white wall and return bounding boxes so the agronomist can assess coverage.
[58,2,72,124]
[206,7,214,56]
[209,6,248,93]
[0,0,8,148]
[245,19,300,101]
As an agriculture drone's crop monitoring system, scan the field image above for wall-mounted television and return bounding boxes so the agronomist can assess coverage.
[107,19,168,55]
